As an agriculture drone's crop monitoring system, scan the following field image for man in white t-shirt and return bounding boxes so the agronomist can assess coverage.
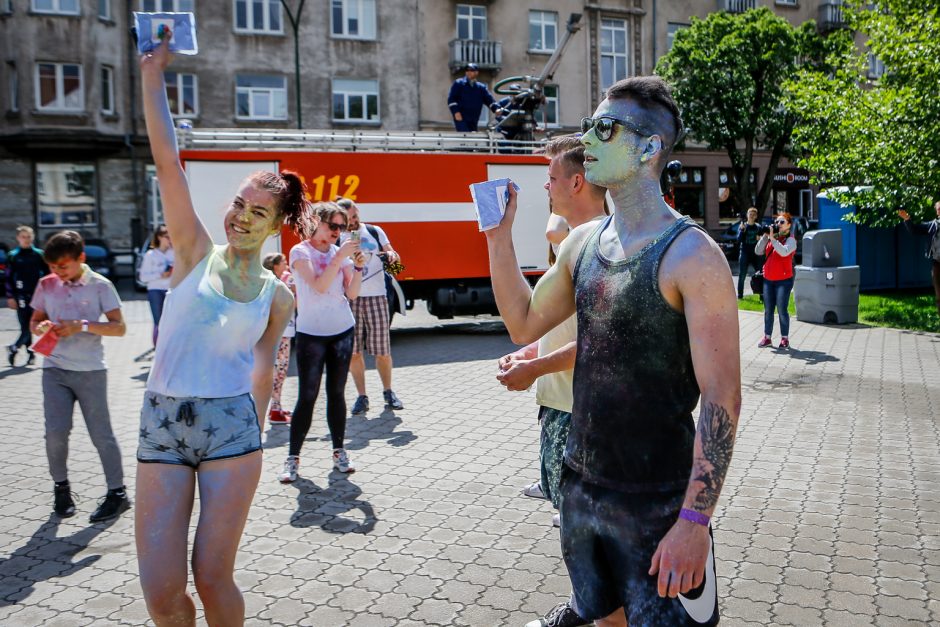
[338,199,405,414]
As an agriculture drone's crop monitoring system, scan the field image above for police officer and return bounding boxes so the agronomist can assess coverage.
[447,63,505,132]
[5,226,47,366]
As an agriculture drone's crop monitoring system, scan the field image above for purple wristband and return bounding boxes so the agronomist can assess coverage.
[679,508,710,527]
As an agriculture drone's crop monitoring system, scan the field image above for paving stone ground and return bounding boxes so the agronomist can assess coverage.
[0,290,937,626]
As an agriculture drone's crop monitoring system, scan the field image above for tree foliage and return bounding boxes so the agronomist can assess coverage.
[787,1,940,227]
[656,8,849,217]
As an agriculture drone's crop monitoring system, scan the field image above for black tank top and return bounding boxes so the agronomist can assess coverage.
[566,215,702,492]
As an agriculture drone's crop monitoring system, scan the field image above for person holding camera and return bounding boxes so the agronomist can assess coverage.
[898,202,940,316]
[736,208,762,299]
[756,212,797,349]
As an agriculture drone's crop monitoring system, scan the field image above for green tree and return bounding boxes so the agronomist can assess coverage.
[656,7,849,218]
[787,1,940,227]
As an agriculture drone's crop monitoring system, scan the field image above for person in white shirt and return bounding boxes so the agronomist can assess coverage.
[137,224,175,346]
[337,198,404,414]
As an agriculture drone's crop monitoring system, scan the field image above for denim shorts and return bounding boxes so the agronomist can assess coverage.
[137,391,262,468]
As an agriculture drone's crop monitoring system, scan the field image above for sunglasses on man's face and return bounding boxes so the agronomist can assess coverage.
[327,222,347,232]
[580,116,647,142]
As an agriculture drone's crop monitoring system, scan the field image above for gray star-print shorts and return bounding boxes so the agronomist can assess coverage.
[137,391,262,468]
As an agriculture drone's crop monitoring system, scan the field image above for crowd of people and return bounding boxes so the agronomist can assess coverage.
[5,29,940,627]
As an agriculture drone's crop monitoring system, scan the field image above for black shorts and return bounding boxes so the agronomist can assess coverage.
[559,467,719,626]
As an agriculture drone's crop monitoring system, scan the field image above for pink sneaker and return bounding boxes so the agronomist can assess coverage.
[758,336,773,348]
[779,337,790,349]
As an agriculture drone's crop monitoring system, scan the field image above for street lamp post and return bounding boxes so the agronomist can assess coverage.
[280,1,306,129]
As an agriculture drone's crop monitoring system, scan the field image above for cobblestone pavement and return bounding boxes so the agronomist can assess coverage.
[0,294,938,626]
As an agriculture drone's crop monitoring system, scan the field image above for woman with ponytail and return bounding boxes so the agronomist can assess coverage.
[135,32,314,626]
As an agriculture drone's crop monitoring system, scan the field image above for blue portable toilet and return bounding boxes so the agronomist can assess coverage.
[817,192,931,290]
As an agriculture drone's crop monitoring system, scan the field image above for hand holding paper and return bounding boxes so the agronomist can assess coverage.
[32,328,59,358]
[469,178,521,232]
[134,12,198,55]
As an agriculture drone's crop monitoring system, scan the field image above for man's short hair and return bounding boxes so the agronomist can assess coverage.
[541,135,586,177]
[606,76,684,152]
[334,197,356,211]
[15,225,34,237]
[43,230,84,263]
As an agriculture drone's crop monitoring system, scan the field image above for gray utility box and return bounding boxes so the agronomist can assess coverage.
[801,229,843,267]
[794,265,861,324]
[794,228,860,324]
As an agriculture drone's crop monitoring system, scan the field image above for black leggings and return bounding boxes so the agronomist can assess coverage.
[290,328,354,455]
[14,305,32,349]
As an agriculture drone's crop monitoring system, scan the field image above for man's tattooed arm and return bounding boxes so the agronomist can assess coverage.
[690,402,737,513]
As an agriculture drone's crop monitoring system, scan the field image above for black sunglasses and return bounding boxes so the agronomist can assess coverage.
[580,116,647,142]
[326,222,347,232]
[774,219,788,225]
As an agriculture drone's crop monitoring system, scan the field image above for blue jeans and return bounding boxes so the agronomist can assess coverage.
[763,277,794,337]
[147,289,167,345]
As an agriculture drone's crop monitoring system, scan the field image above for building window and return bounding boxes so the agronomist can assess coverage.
[145,165,165,228]
[456,4,486,40]
[98,0,110,19]
[535,84,559,128]
[332,78,379,122]
[7,62,17,113]
[1,0,12,14]
[36,163,97,227]
[600,18,629,91]
[35,63,83,111]
[165,72,198,116]
[331,0,376,39]
[775,0,798,6]
[234,0,282,34]
[31,0,79,14]
[100,66,114,114]
[666,23,688,52]
[236,74,286,120]
[529,10,557,52]
[867,53,885,79]
[673,167,705,223]
[140,0,193,11]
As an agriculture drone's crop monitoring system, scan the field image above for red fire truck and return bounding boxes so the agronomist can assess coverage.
[178,129,551,319]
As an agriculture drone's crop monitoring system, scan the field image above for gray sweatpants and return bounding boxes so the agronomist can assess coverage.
[43,367,124,489]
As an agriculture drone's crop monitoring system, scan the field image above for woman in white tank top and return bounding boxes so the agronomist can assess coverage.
[136,33,312,626]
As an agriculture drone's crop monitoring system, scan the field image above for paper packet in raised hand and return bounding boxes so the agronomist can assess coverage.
[133,12,198,55]
[469,178,520,232]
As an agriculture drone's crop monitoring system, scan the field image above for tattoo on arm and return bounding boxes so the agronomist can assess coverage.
[693,402,736,512]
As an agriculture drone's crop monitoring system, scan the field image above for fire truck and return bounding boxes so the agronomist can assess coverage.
[177,129,551,319]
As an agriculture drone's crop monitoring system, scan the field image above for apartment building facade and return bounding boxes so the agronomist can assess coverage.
[0,0,848,255]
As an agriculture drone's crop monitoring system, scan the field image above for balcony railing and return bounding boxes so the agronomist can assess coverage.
[818,2,847,32]
[448,39,502,72]
[720,0,756,13]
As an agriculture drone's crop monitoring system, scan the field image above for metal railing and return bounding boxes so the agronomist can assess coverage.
[448,39,502,71]
[176,127,544,154]
[818,2,847,32]
[720,0,756,13]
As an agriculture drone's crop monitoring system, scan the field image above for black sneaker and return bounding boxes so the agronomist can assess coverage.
[89,487,131,523]
[25,349,36,366]
[525,601,591,627]
[7,345,16,367]
[351,395,369,415]
[383,389,404,411]
[53,482,76,518]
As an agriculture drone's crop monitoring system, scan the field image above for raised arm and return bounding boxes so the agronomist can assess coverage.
[649,230,742,599]
[139,33,212,274]
[483,185,580,345]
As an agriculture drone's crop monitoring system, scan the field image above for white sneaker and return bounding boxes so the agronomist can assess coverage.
[552,513,560,528]
[278,455,299,483]
[333,448,355,473]
[523,481,547,499]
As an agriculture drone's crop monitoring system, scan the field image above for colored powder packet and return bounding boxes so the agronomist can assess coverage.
[469,178,520,232]
[32,328,59,357]
[133,12,198,55]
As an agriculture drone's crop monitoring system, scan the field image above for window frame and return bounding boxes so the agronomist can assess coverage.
[234,0,284,35]
[331,78,380,123]
[456,4,487,41]
[666,22,689,53]
[98,0,111,20]
[31,0,80,15]
[528,10,558,53]
[7,61,17,113]
[330,0,377,40]
[100,65,114,114]
[235,74,288,121]
[34,62,84,112]
[535,84,560,129]
[35,162,99,228]
[164,71,199,117]
[599,17,629,92]
[139,0,194,11]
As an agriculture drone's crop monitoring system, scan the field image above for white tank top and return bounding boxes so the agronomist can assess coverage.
[147,246,278,398]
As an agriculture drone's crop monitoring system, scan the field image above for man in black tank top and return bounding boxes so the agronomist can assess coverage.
[483,76,741,626]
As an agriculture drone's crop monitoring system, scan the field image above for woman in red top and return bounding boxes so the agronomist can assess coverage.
[755,212,797,349]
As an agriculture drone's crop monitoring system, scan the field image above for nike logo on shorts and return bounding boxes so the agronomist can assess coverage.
[678,533,718,623]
